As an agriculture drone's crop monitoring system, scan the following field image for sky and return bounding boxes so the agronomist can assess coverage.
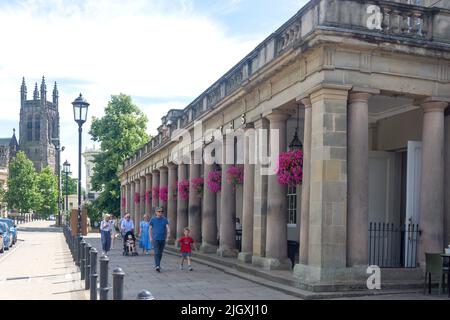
[0,0,308,186]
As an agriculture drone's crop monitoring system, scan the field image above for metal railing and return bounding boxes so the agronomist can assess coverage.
[368,222,420,268]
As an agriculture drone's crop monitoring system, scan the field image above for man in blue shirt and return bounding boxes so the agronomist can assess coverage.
[150,207,170,272]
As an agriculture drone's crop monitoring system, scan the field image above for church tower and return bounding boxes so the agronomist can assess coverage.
[19,77,60,173]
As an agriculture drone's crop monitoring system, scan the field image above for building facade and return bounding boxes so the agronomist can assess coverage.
[19,77,60,173]
[82,145,101,202]
[0,130,20,217]
[119,0,450,289]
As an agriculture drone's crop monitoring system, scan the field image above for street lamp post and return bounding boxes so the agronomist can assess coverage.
[72,94,90,242]
[63,160,71,226]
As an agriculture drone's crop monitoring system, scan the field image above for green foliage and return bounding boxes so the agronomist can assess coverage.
[84,201,102,228]
[89,94,149,215]
[5,151,39,213]
[36,166,58,218]
[61,172,77,196]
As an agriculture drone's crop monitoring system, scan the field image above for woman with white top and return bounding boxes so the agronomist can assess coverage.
[109,215,117,250]
[100,214,112,255]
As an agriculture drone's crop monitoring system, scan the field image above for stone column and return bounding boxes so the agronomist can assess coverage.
[140,176,146,221]
[120,185,124,216]
[251,118,269,266]
[151,170,160,211]
[188,154,202,243]
[167,163,178,244]
[176,164,189,239]
[445,108,450,247]
[293,85,352,284]
[126,182,131,214]
[145,173,152,215]
[238,124,255,263]
[201,162,218,253]
[130,181,135,226]
[159,167,168,218]
[263,111,291,270]
[418,98,449,266]
[347,89,378,267]
[135,178,140,233]
[299,97,312,265]
[218,134,237,257]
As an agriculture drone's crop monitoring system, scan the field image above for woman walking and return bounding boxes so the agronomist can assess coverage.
[100,214,112,255]
[139,214,152,255]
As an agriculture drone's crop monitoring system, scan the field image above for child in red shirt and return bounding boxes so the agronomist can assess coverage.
[176,227,196,271]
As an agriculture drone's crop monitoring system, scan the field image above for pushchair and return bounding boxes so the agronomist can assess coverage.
[122,230,139,256]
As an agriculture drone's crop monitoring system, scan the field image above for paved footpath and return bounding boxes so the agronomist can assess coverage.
[0,220,86,300]
[84,233,299,300]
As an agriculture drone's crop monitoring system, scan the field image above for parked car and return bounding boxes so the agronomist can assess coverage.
[0,222,10,252]
[0,229,3,253]
[0,218,17,245]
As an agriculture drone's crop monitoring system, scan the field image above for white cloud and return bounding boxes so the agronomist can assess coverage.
[0,0,261,182]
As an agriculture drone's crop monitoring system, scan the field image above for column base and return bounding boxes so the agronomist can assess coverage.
[238,252,253,263]
[293,263,368,287]
[200,243,218,254]
[167,239,175,245]
[217,246,238,258]
[251,256,291,270]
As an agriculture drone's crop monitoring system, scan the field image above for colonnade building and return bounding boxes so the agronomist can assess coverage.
[119,0,450,289]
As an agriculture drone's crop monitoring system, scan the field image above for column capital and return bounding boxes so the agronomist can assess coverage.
[159,166,168,172]
[263,110,291,122]
[418,97,449,113]
[168,162,178,169]
[348,92,372,103]
[300,97,312,109]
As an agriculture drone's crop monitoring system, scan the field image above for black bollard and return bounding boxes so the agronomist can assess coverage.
[85,243,92,290]
[99,255,110,300]
[80,240,86,280]
[90,248,98,300]
[76,235,83,266]
[136,290,155,300]
[112,267,125,300]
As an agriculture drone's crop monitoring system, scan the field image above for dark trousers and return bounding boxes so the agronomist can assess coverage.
[101,230,111,252]
[153,240,166,267]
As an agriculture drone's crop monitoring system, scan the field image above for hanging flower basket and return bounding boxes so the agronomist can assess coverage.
[277,149,303,185]
[152,186,160,202]
[159,186,168,202]
[172,180,178,199]
[207,170,222,193]
[191,177,204,198]
[121,197,126,208]
[226,165,243,189]
[178,180,190,200]
[133,192,140,204]
[145,191,152,204]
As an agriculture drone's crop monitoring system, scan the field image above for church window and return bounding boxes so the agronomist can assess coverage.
[34,116,41,141]
[27,116,33,141]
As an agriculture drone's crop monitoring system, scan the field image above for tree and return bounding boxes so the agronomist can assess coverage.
[5,151,39,213]
[89,94,149,215]
[61,172,77,196]
[36,166,58,219]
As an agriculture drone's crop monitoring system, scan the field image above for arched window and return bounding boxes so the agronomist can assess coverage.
[34,115,40,141]
[27,115,33,141]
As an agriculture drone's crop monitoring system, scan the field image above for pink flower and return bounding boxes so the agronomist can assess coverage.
[152,186,160,202]
[177,180,190,200]
[133,192,140,204]
[159,186,168,202]
[226,165,243,188]
[191,177,204,198]
[145,191,152,203]
[121,197,126,208]
[207,170,222,193]
[276,150,303,185]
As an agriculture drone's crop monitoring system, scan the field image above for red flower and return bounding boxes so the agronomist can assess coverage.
[177,180,190,200]
[191,177,204,198]
[159,186,168,202]
[226,165,243,189]
[276,150,303,185]
[207,170,221,193]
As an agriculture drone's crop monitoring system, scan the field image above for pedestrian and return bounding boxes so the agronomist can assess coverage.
[109,214,117,250]
[176,227,197,271]
[120,213,134,253]
[149,207,170,272]
[139,214,152,255]
[100,214,112,255]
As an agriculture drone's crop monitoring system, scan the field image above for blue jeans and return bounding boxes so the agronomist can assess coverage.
[153,240,166,267]
[101,230,111,252]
